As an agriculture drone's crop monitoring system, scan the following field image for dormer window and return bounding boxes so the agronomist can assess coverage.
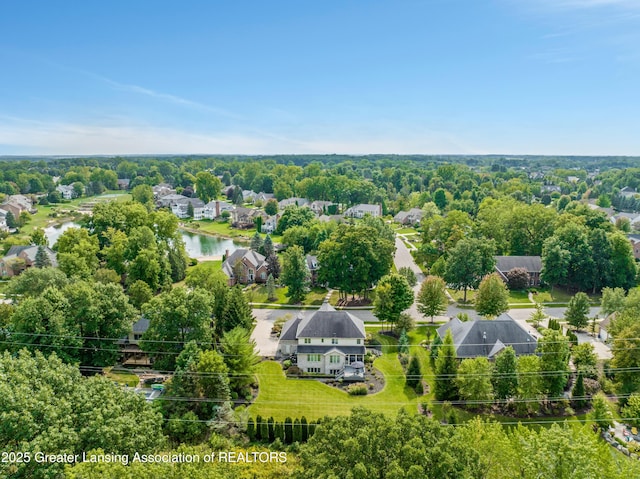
[332,338,338,345]
[304,338,311,344]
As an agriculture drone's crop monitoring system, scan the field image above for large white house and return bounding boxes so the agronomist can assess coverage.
[344,203,382,218]
[278,303,366,375]
[203,200,234,220]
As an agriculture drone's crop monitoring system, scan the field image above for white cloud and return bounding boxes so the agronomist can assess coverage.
[0,117,482,156]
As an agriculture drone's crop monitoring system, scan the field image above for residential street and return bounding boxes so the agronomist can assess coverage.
[252,237,610,358]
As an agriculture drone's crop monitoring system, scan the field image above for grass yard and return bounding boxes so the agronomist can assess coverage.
[247,285,327,306]
[248,332,420,421]
[395,227,419,235]
[448,288,477,304]
[529,287,599,304]
[104,367,139,387]
[508,290,532,304]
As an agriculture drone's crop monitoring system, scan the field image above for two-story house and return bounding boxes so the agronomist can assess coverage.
[203,200,234,220]
[0,245,58,277]
[221,248,269,285]
[278,303,366,376]
[230,207,266,229]
[393,208,424,225]
[278,197,310,210]
[171,197,205,219]
[344,203,382,218]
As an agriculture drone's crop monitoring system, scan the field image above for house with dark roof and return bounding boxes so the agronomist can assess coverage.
[0,245,57,277]
[278,197,310,209]
[494,256,542,287]
[221,248,268,285]
[436,314,538,359]
[278,302,366,377]
[230,207,266,229]
[620,186,637,198]
[119,317,151,366]
[171,197,205,219]
[393,208,424,225]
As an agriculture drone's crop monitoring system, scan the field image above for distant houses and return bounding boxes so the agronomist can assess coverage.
[0,245,57,277]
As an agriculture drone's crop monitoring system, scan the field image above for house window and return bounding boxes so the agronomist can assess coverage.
[260,272,266,280]
[332,338,338,344]
[307,354,321,362]
[329,355,340,364]
[330,369,340,375]
[248,269,254,281]
[307,367,321,373]
[304,338,311,344]
[356,339,361,345]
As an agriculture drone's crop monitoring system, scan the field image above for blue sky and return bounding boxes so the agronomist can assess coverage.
[1,0,639,155]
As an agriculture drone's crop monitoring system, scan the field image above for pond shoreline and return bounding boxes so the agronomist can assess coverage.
[178,224,251,245]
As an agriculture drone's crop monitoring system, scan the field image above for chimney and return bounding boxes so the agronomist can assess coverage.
[224,249,229,262]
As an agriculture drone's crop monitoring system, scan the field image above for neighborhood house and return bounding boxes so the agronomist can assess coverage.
[437,314,538,358]
[222,248,268,285]
[278,303,366,378]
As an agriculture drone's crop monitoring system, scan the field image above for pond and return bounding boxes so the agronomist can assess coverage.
[44,222,239,259]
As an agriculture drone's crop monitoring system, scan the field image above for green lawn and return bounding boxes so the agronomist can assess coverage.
[104,368,139,387]
[396,227,419,235]
[448,288,477,304]
[187,220,253,241]
[248,333,420,421]
[508,290,532,304]
[247,285,327,306]
[21,191,130,234]
[529,287,600,304]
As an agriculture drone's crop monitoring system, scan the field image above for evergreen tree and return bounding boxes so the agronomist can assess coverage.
[34,245,51,268]
[220,326,260,394]
[434,330,459,401]
[268,417,275,442]
[284,417,293,444]
[492,346,518,400]
[572,372,587,409]
[5,211,16,228]
[255,415,263,441]
[266,253,281,279]
[260,418,269,443]
[186,201,194,218]
[293,418,302,443]
[251,232,263,252]
[246,417,256,441]
[266,274,276,301]
[406,356,422,388]
[274,421,284,443]
[590,392,614,430]
[220,286,254,334]
[301,416,309,442]
[398,329,409,355]
[262,234,275,258]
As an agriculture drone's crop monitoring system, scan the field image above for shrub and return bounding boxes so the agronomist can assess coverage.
[415,381,424,395]
[364,352,375,364]
[286,365,303,376]
[548,319,561,331]
[506,267,529,290]
[283,359,292,370]
[347,383,368,396]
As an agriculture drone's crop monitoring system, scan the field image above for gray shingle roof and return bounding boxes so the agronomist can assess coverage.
[221,248,266,277]
[494,256,542,274]
[296,303,365,339]
[437,314,537,358]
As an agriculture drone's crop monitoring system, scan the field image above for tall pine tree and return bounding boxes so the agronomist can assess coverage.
[434,330,459,401]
